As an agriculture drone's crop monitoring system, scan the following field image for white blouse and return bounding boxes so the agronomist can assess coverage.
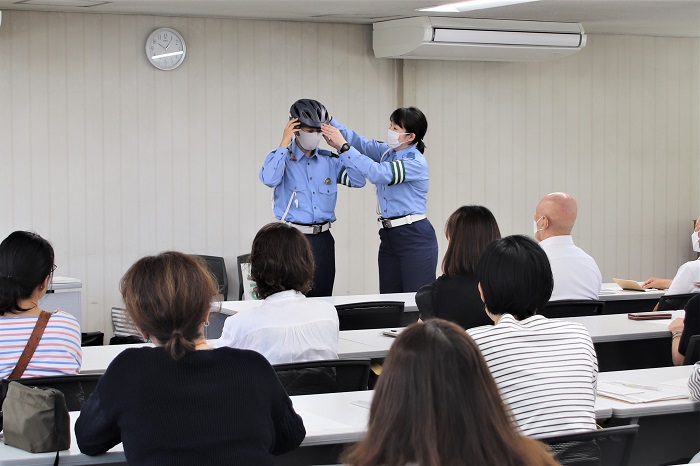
[214,290,339,365]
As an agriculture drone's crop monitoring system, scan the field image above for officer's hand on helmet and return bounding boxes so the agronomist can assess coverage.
[280,118,300,148]
[321,124,345,151]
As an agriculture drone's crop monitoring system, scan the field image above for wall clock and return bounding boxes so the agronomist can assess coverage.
[146,27,186,71]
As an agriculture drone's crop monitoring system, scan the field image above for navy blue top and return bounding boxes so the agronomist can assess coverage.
[75,346,305,466]
[680,293,700,356]
[415,274,493,330]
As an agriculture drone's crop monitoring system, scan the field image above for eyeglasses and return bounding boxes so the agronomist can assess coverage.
[51,264,57,274]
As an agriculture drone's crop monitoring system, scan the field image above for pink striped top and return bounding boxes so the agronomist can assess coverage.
[0,310,82,379]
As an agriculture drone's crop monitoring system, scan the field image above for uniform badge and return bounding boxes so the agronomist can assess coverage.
[324,178,331,185]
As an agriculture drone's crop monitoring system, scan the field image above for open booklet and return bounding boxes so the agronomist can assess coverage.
[597,381,689,403]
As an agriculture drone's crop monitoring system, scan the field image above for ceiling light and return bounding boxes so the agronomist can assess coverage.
[419,0,538,13]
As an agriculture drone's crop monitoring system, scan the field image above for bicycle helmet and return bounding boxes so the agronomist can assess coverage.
[290,99,330,129]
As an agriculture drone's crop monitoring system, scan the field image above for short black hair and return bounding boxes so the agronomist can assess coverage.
[250,223,314,299]
[476,235,553,320]
[0,231,55,315]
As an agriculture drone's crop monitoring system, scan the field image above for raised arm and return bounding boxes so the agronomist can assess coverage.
[260,118,300,187]
[331,118,388,162]
[322,124,427,186]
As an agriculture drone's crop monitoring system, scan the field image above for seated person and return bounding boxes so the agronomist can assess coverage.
[342,319,558,466]
[415,205,499,330]
[668,291,700,365]
[0,231,81,378]
[75,252,305,464]
[533,192,602,301]
[643,214,700,294]
[215,222,339,364]
[468,235,598,437]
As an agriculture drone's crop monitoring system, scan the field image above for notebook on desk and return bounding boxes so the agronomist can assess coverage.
[613,278,647,291]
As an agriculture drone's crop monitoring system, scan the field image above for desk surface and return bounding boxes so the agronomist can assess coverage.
[220,292,418,315]
[598,365,699,418]
[80,311,683,373]
[598,282,666,302]
[565,310,683,343]
[218,285,664,318]
[0,389,616,465]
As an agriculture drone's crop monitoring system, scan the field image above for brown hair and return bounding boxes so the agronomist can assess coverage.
[442,205,501,277]
[120,251,218,360]
[342,319,559,466]
[250,223,314,299]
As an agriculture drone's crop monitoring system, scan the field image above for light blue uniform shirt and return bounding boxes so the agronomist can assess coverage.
[259,141,365,224]
[332,118,429,219]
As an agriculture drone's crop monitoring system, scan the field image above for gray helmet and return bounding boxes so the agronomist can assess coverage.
[290,99,330,129]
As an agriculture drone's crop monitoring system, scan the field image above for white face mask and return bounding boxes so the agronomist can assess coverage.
[692,231,700,253]
[296,130,322,151]
[386,129,408,149]
[533,216,544,238]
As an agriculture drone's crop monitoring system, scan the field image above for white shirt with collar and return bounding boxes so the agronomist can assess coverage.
[666,258,700,295]
[539,235,602,301]
[214,290,339,365]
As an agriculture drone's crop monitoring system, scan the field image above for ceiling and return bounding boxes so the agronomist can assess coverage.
[0,0,699,37]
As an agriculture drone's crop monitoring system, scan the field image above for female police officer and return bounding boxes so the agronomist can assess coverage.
[321,107,438,293]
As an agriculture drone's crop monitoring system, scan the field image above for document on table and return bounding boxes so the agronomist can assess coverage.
[598,381,688,403]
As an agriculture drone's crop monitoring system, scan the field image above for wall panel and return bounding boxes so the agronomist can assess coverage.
[409,34,700,288]
[1,11,698,336]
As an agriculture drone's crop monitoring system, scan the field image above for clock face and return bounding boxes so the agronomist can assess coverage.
[146,28,186,71]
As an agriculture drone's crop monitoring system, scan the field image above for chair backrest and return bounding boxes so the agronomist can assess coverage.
[656,292,696,311]
[539,424,639,466]
[273,359,370,396]
[539,299,605,318]
[196,255,229,301]
[335,301,405,330]
[111,307,143,339]
[206,311,229,340]
[684,334,700,365]
[1,374,102,411]
[236,253,258,301]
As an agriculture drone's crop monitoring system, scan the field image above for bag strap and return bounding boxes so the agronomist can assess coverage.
[8,311,52,380]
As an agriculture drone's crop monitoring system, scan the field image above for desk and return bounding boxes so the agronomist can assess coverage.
[39,276,83,325]
[599,282,667,314]
[221,293,418,326]
[335,311,684,371]
[0,390,615,466]
[79,310,682,374]
[599,365,700,465]
[568,311,681,371]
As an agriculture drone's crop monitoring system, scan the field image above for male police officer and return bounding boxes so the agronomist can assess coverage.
[260,99,365,296]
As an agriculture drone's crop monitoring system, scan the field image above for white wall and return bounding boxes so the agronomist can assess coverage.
[1,11,698,336]
[404,34,700,283]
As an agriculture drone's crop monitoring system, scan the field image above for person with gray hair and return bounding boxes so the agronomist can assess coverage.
[533,192,602,301]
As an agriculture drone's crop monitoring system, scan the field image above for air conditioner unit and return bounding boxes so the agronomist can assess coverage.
[373,17,586,62]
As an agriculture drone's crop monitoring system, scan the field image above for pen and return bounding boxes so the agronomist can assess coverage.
[620,382,660,391]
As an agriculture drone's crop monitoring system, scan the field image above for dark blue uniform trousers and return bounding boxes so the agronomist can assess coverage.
[306,230,335,297]
[378,218,438,294]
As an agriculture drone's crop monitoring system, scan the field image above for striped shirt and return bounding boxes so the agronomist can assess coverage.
[467,314,598,437]
[0,310,82,379]
[689,362,700,401]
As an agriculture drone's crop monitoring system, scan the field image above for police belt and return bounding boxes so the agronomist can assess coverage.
[378,214,427,229]
[286,221,332,235]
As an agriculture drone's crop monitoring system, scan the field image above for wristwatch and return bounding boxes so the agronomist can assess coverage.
[339,143,351,154]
